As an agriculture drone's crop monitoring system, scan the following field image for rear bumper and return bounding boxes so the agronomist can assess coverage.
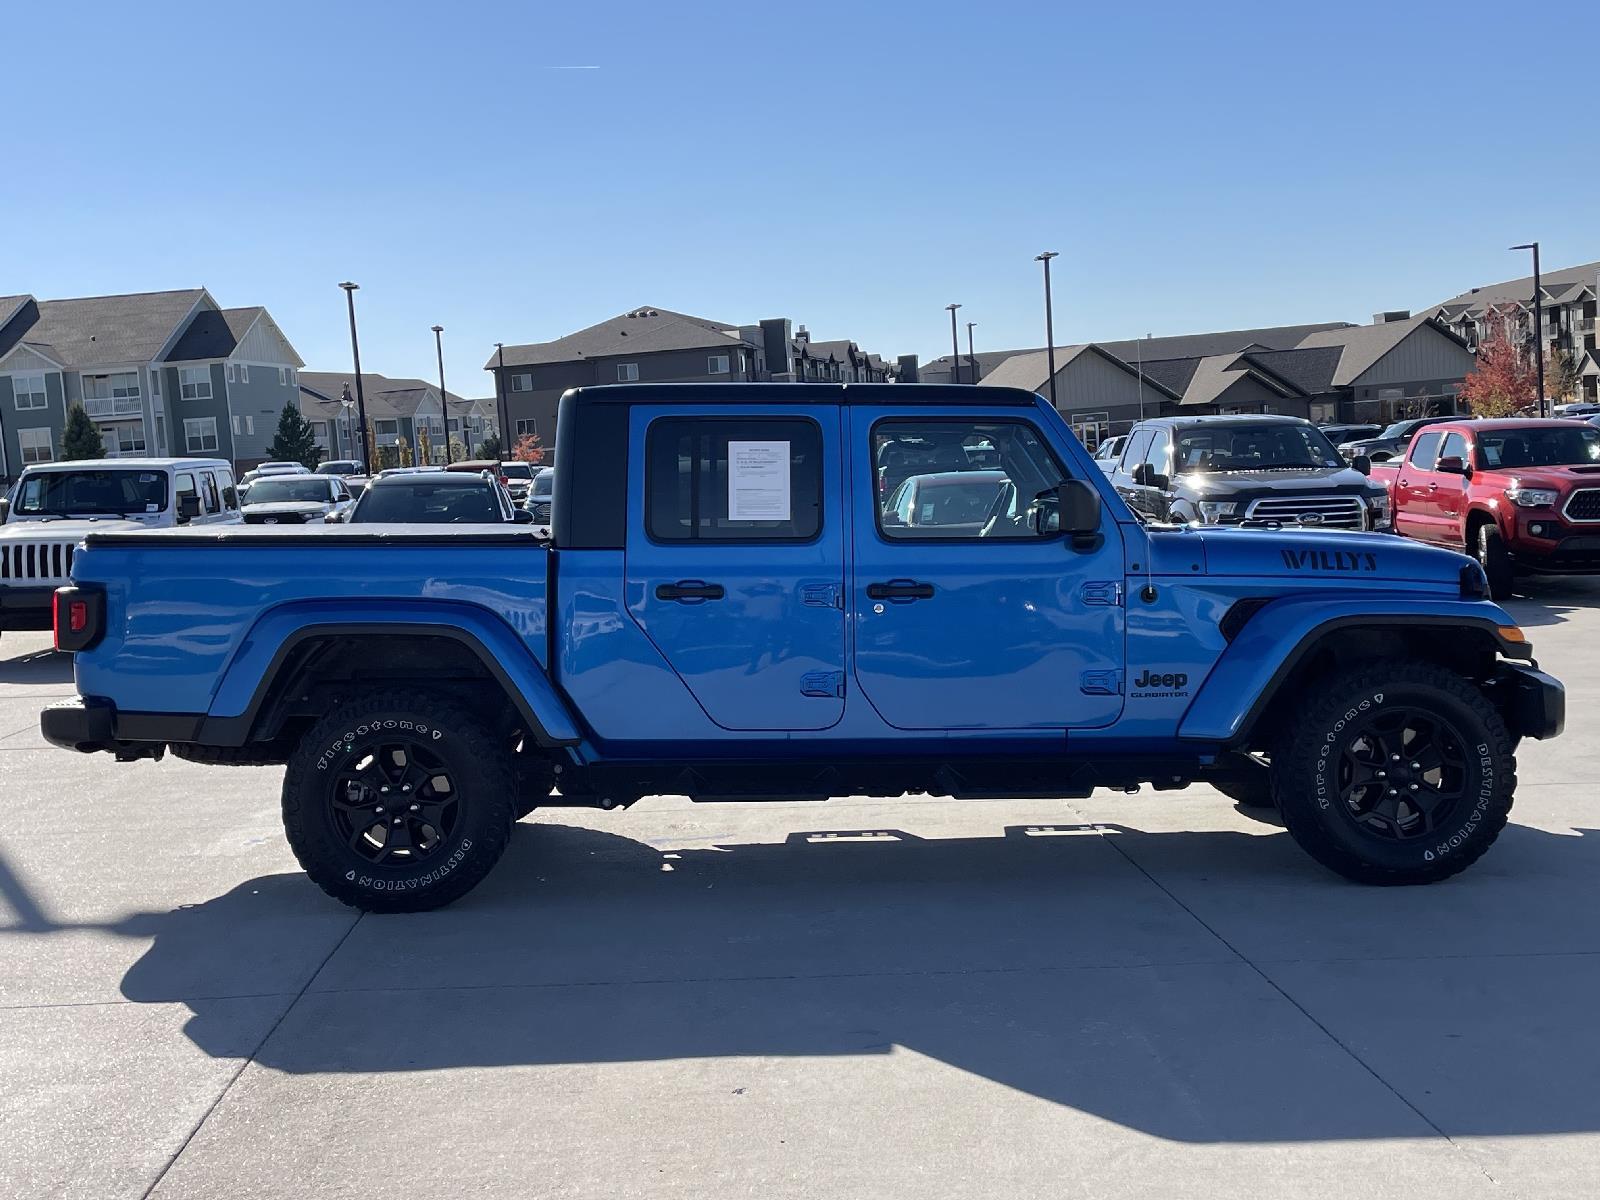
[41,699,201,755]
[1486,662,1565,740]
[40,699,114,751]
[0,585,56,630]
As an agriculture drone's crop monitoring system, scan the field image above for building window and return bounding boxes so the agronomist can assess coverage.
[11,373,47,410]
[81,372,142,417]
[514,419,538,439]
[99,421,147,456]
[151,370,161,398]
[279,367,288,386]
[231,415,255,436]
[184,417,219,453]
[646,416,823,542]
[375,419,399,439]
[226,363,235,383]
[617,363,639,382]
[708,355,730,375]
[18,427,54,464]
[240,364,249,383]
[179,366,212,400]
[510,373,533,392]
[310,420,328,444]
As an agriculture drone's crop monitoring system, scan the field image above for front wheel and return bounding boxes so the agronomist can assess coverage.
[281,690,515,912]
[1476,522,1515,600]
[1272,660,1515,884]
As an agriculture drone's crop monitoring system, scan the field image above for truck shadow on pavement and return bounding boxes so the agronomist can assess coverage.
[0,647,72,685]
[98,817,1600,1143]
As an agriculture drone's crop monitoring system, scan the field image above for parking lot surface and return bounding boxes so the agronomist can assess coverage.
[3,576,1598,1199]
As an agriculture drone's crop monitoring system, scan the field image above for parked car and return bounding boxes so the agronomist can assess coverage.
[1337,416,1456,462]
[527,466,554,536]
[43,383,1563,910]
[1317,422,1381,446]
[315,459,365,477]
[241,475,354,525]
[0,458,239,634]
[499,461,537,503]
[1091,435,1127,473]
[882,470,1009,536]
[1110,415,1390,530]
[1367,418,1600,598]
[345,470,533,525]
[1553,402,1600,417]
[241,461,311,487]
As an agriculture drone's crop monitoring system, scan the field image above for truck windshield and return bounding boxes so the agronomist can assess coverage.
[500,463,534,479]
[244,478,336,504]
[352,480,503,523]
[13,469,169,517]
[1476,426,1600,468]
[1173,424,1343,472]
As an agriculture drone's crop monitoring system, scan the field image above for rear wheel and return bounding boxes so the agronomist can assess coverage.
[281,690,514,912]
[1272,660,1514,884]
[1476,521,1515,600]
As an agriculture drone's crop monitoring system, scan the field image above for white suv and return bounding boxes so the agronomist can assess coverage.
[0,458,240,635]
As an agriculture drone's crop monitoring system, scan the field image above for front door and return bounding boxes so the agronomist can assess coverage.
[850,407,1126,731]
[624,404,847,731]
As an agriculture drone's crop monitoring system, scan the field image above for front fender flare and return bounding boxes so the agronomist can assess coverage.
[206,598,582,747]
[1177,596,1524,745]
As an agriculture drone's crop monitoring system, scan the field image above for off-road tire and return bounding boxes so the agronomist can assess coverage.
[1273,660,1514,885]
[1476,522,1515,601]
[282,689,515,912]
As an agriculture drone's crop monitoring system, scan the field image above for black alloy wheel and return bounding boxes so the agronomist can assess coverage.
[1333,707,1468,841]
[329,737,461,866]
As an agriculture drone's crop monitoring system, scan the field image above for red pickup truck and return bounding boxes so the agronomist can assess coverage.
[1369,419,1600,597]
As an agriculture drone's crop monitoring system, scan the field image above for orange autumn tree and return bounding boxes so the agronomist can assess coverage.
[1459,318,1537,419]
[510,433,546,464]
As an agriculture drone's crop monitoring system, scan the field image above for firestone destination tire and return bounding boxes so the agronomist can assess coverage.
[1273,660,1515,885]
[281,690,514,912]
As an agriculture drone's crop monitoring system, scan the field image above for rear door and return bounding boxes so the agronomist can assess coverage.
[1394,430,1445,540]
[849,404,1125,731]
[624,404,847,731]
[1433,430,1471,547]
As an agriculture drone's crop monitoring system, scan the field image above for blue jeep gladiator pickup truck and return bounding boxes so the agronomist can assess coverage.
[42,384,1564,911]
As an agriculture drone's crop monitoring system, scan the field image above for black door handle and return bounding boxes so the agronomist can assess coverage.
[866,579,935,601]
[656,580,725,602]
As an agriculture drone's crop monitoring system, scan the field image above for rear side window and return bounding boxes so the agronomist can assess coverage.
[175,473,197,507]
[200,471,222,513]
[646,417,822,542]
[1409,431,1444,469]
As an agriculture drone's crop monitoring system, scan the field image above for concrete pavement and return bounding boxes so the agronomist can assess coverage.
[2,574,1597,1199]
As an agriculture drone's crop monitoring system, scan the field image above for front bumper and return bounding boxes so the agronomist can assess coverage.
[0,585,57,630]
[1486,662,1565,740]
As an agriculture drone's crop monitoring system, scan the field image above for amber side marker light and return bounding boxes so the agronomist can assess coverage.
[1498,625,1527,644]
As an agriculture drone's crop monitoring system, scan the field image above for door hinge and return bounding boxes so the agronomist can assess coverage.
[800,670,846,698]
[1080,669,1123,696]
[1079,580,1124,607]
[801,583,844,609]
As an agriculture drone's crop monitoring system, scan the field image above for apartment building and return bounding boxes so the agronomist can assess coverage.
[1428,260,1599,402]
[487,307,896,441]
[298,372,496,465]
[0,289,303,477]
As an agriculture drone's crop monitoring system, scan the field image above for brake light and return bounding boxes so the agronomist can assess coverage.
[53,586,104,653]
[69,600,88,633]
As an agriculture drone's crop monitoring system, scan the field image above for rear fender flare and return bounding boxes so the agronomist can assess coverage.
[207,599,581,747]
[1178,596,1523,745]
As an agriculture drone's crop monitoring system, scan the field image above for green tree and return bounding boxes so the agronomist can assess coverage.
[475,434,502,460]
[267,401,320,468]
[60,404,106,460]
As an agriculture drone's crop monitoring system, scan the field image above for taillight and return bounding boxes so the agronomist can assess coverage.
[53,586,104,653]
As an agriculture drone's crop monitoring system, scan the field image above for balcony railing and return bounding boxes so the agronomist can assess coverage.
[83,395,143,418]
[1579,317,1595,334]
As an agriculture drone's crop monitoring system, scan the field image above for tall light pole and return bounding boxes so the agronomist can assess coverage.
[494,342,510,457]
[945,303,962,384]
[1510,242,1546,418]
[1034,252,1059,406]
[432,325,451,464]
[965,321,978,384]
[338,283,370,468]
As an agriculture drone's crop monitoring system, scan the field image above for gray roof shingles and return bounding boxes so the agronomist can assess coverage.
[0,288,206,367]
[489,307,746,369]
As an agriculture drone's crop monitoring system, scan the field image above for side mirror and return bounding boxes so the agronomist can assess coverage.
[1032,480,1102,543]
[1131,463,1170,490]
[513,508,536,524]
[881,509,906,527]
[1435,455,1469,476]
[1352,454,1372,476]
[177,494,202,523]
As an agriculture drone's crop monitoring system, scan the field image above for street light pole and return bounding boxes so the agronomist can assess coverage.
[338,283,369,468]
[1510,242,1546,418]
[494,342,510,456]
[965,321,977,384]
[432,325,450,465]
[946,304,962,384]
[1035,251,1059,406]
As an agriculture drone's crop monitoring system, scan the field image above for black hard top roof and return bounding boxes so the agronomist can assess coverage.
[561,383,1042,407]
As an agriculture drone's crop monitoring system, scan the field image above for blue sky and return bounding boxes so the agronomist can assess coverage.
[10,0,1598,394]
